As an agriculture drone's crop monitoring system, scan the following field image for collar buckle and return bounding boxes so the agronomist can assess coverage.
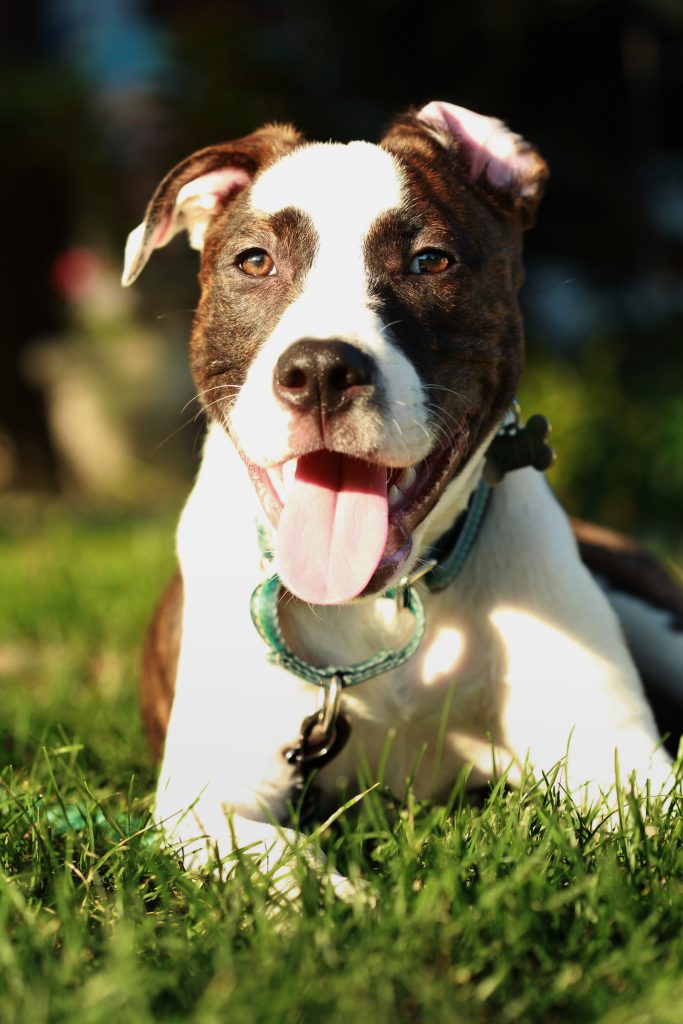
[395,558,438,611]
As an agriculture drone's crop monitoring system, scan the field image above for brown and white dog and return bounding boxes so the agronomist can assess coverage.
[123,101,683,889]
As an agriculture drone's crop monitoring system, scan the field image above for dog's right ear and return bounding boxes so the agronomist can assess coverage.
[382,101,548,229]
[121,123,303,286]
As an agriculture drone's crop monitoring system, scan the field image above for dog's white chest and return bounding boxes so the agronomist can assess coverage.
[279,585,505,801]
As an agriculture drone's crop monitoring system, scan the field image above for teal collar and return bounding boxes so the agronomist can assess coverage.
[419,477,491,594]
[250,477,491,690]
[250,571,426,689]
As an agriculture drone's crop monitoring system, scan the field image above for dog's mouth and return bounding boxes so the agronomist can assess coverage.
[244,418,473,605]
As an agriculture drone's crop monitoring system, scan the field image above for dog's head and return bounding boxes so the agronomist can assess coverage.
[123,101,547,605]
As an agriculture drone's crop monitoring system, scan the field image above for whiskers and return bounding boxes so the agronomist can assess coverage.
[378,319,404,337]
[155,308,198,321]
[152,382,241,453]
[422,384,470,458]
[423,383,470,405]
[181,382,242,417]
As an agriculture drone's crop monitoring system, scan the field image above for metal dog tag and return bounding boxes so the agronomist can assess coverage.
[283,677,351,826]
[484,412,555,485]
[285,711,351,771]
[284,675,350,771]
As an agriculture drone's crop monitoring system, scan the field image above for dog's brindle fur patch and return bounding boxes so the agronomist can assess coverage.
[368,132,531,472]
[191,203,319,417]
[574,519,683,631]
[132,124,304,281]
[142,569,182,761]
[382,112,548,229]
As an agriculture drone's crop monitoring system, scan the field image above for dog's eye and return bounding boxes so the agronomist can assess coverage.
[237,249,276,277]
[407,249,453,275]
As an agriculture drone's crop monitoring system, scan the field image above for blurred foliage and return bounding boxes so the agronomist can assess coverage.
[521,317,683,549]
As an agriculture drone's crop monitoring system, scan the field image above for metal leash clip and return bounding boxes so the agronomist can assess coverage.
[394,558,438,611]
[284,675,350,769]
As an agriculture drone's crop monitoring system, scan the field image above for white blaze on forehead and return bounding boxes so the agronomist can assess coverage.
[249,141,405,338]
[229,139,428,470]
[250,141,404,234]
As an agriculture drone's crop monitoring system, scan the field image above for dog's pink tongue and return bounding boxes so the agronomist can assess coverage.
[276,451,388,605]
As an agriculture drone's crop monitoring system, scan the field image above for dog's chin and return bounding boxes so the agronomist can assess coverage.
[239,414,475,603]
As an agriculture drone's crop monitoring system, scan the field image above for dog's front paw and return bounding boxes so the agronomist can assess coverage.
[269,845,374,907]
[156,799,372,906]
[326,870,375,906]
[267,866,372,911]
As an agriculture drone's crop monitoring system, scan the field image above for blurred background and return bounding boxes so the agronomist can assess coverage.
[2,0,682,552]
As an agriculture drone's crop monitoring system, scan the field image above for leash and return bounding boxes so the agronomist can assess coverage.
[249,406,554,812]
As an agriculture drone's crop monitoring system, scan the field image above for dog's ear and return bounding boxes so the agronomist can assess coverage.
[122,123,303,286]
[383,100,548,227]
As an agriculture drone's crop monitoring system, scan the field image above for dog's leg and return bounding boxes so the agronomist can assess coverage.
[486,471,674,805]
[155,783,357,902]
[495,601,673,804]
[150,428,361,900]
[152,601,364,899]
[153,646,359,901]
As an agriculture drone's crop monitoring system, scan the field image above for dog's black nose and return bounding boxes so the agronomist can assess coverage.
[273,339,376,416]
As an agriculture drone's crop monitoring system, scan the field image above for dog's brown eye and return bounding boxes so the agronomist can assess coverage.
[408,250,453,275]
[237,249,276,277]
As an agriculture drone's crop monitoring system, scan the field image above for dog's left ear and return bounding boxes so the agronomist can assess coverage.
[383,100,548,227]
[122,123,303,286]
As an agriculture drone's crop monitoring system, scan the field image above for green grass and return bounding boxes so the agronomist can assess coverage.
[1,499,683,1023]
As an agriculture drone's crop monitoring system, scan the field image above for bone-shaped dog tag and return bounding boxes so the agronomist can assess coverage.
[484,413,555,485]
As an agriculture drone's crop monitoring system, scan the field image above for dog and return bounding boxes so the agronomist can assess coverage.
[122,100,683,890]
